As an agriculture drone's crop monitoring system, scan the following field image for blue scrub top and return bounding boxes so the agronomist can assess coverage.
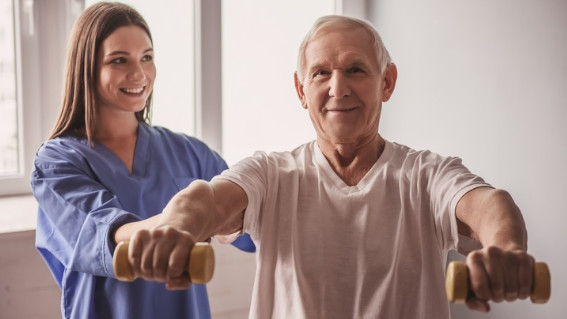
[31,123,254,319]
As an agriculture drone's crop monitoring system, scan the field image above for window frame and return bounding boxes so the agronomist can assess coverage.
[0,0,81,196]
[0,0,365,196]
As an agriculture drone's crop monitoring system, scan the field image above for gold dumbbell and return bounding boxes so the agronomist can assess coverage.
[113,241,215,284]
[445,261,550,304]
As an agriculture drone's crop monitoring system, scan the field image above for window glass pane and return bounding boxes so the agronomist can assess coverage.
[86,0,195,135]
[0,0,19,176]
[222,0,335,165]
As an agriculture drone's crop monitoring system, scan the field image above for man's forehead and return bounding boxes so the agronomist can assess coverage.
[306,55,371,69]
[304,46,376,71]
[304,28,375,62]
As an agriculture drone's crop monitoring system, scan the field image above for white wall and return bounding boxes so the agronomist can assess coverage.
[0,230,61,319]
[221,0,335,165]
[369,0,567,318]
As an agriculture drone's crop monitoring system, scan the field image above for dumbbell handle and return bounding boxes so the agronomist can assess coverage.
[112,241,215,284]
[445,261,550,304]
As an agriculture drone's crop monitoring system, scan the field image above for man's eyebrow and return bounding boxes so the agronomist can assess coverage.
[307,63,326,73]
[348,60,370,68]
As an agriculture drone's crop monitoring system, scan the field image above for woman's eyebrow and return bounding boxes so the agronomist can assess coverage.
[105,47,154,57]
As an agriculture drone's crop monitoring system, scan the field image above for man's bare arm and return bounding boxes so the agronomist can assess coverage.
[121,179,248,290]
[157,179,248,241]
[456,186,533,312]
[111,179,246,244]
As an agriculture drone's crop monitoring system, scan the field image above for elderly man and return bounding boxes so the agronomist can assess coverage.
[117,15,534,318]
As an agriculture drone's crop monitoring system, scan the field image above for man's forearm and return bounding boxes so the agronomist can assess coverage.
[113,215,161,244]
[457,187,527,250]
[158,179,247,242]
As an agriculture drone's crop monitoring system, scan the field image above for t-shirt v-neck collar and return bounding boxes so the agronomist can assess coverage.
[313,140,393,193]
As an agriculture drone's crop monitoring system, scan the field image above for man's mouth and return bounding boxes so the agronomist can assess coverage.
[327,106,358,112]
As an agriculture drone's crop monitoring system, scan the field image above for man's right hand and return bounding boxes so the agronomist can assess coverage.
[128,225,196,290]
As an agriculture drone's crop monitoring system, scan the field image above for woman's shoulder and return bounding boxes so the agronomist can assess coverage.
[37,134,89,156]
[144,124,207,147]
[33,135,94,171]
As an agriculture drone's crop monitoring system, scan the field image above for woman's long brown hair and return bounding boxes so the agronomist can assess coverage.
[49,2,153,144]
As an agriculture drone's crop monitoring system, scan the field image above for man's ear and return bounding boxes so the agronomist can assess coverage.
[381,63,398,102]
[294,72,308,109]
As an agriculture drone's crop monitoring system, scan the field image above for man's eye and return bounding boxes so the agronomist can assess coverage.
[312,70,329,78]
[347,67,364,74]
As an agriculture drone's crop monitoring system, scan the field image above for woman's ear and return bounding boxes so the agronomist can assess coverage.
[294,72,308,109]
[381,63,397,102]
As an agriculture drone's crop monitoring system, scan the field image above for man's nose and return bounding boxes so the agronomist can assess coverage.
[328,71,351,99]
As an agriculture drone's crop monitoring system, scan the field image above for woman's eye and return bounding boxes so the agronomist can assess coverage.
[110,57,126,64]
[142,55,153,62]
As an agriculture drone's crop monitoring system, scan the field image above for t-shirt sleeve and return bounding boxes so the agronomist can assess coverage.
[426,155,491,253]
[213,151,270,242]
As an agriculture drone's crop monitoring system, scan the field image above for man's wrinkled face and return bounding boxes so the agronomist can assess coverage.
[295,27,393,145]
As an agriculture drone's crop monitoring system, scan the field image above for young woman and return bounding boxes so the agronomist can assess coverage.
[30,2,253,318]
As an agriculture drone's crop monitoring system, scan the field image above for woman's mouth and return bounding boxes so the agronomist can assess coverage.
[121,87,144,94]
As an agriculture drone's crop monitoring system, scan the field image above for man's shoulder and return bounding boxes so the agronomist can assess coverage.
[388,140,449,162]
[226,141,315,175]
[246,141,315,161]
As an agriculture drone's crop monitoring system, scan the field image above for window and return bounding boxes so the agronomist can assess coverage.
[0,0,18,176]
[0,0,81,196]
[221,0,361,164]
[0,0,196,196]
[86,0,196,136]
[0,0,364,195]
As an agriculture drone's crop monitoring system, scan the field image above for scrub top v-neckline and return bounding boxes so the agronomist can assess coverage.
[94,122,151,178]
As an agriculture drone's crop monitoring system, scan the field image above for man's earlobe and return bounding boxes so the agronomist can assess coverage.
[294,73,308,109]
[382,63,398,102]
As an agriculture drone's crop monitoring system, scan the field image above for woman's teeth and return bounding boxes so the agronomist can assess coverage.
[122,87,144,94]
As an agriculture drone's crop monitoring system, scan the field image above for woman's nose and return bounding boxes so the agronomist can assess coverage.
[128,62,146,82]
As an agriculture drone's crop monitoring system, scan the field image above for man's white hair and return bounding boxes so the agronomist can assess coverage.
[296,15,392,82]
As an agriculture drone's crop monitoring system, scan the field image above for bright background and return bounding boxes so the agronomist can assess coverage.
[1,0,565,318]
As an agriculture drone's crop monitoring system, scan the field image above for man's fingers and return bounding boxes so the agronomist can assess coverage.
[128,229,150,279]
[517,255,534,300]
[166,275,192,291]
[485,247,506,302]
[467,252,492,301]
[152,238,175,282]
[125,226,199,290]
[466,297,490,313]
[465,247,538,309]
[503,256,520,302]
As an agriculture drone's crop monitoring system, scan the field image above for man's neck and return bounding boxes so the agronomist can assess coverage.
[317,134,385,186]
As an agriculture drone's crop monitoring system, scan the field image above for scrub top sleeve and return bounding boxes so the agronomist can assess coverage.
[194,140,229,180]
[31,155,141,278]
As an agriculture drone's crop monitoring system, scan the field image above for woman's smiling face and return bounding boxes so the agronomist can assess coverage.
[95,25,155,116]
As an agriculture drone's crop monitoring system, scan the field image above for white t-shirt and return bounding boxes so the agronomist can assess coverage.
[216,140,489,319]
